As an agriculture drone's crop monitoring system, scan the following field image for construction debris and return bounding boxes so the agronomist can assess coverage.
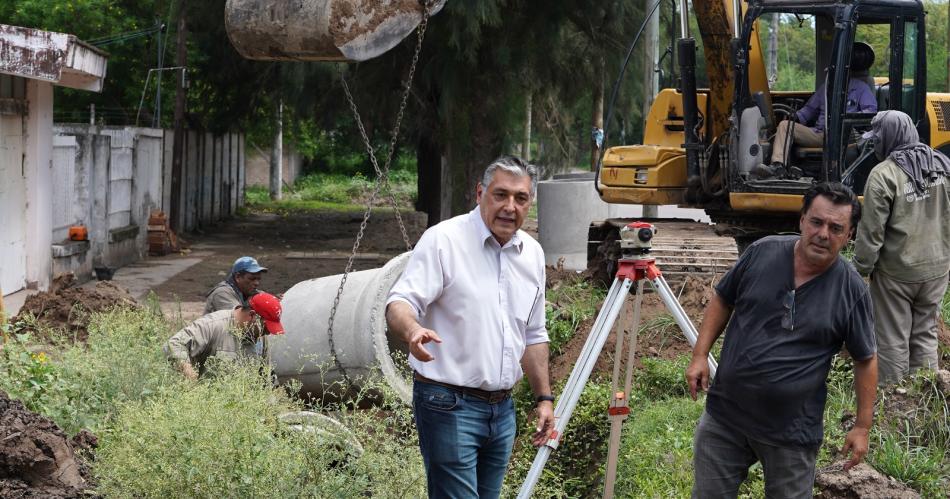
[147,210,180,256]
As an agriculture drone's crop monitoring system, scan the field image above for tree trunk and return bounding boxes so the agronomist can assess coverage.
[590,56,605,170]
[643,1,659,115]
[416,133,443,227]
[522,92,532,161]
[170,0,187,231]
[270,97,283,200]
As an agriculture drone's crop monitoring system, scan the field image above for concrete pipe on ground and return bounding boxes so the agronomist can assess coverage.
[270,252,412,404]
[224,0,446,62]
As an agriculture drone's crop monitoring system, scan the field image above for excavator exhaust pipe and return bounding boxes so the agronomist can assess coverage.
[225,0,446,62]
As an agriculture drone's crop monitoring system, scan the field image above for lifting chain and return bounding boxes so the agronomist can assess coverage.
[326,1,432,387]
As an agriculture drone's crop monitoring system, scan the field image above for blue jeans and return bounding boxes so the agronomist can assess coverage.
[413,380,516,498]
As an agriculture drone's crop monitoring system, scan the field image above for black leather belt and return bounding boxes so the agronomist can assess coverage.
[413,372,512,404]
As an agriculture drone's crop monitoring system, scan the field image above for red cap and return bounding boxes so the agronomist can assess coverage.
[249,292,284,335]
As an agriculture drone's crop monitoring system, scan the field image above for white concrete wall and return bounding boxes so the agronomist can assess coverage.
[23,79,52,291]
[245,143,301,187]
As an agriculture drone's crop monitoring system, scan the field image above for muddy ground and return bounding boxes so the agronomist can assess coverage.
[13,277,138,342]
[0,391,94,498]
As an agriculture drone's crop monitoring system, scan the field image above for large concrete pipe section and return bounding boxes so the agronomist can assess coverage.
[537,173,710,270]
[225,0,446,62]
[270,252,412,403]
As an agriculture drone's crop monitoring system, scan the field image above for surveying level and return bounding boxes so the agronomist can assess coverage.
[517,222,719,499]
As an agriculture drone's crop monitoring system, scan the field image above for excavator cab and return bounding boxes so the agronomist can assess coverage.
[733,0,927,199]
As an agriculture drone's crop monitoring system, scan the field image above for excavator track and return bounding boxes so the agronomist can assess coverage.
[588,219,739,287]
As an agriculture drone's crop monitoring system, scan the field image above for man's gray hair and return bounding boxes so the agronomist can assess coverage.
[481,155,539,194]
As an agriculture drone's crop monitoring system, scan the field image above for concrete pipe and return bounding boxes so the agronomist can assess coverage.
[270,252,412,403]
[225,0,446,62]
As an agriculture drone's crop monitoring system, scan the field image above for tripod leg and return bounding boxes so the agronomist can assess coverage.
[603,279,644,498]
[517,277,634,499]
[649,274,718,377]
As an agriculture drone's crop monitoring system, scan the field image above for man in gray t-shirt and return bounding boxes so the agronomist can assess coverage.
[685,182,878,498]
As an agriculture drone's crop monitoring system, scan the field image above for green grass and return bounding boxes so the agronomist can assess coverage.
[247,171,417,213]
[545,279,607,355]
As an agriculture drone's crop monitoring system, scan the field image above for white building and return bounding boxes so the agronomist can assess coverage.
[0,24,108,296]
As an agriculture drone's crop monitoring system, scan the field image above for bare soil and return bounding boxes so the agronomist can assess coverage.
[0,391,93,498]
[14,277,138,342]
[150,211,427,318]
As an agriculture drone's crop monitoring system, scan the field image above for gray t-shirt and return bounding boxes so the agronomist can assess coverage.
[707,235,875,449]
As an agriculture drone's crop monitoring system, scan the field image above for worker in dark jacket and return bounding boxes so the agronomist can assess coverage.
[204,256,268,314]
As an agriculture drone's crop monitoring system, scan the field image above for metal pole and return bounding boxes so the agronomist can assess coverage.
[679,0,689,38]
[650,273,718,376]
[732,0,742,38]
[517,278,634,499]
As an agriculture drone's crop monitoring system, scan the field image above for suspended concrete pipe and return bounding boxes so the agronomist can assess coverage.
[269,252,413,403]
[225,0,446,62]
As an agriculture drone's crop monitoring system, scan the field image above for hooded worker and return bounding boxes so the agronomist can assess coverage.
[853,110,950,384]
[204,256,268,314]
[165,292,284,380]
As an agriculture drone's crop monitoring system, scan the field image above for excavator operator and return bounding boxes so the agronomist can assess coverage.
[754,42,878,180]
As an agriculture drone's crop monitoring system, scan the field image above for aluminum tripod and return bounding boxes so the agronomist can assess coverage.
[517,248,718,499]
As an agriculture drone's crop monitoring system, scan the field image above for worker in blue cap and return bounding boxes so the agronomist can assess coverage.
[204,256,268,314]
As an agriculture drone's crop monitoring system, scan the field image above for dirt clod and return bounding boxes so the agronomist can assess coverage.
[0,391,89,498]
[816,461,920,498]
[14,280,138,341]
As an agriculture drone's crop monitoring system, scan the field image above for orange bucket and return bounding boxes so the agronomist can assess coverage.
[68,225,88,241]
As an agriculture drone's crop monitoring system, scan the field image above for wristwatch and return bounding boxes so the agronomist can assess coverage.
[535,395,555,406]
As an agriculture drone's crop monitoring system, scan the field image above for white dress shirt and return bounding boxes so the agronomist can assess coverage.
[387,207,548,391]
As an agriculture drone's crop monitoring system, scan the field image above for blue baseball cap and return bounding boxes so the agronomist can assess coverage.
[232,256,268,274]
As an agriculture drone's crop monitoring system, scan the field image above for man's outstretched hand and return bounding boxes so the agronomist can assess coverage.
[408,327,442,362]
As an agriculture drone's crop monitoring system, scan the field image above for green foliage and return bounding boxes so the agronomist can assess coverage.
[0,308,175,435]
[247,172,417,213]
[637,355,691,401]
[870,432,947,497]
[507,377,613,498]
[545,279,607,355]
[96,362,425,497]
[613,397,705,497]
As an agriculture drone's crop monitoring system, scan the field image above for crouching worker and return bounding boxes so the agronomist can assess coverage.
[165,292,284,380]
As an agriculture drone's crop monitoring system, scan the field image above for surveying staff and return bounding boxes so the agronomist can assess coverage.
[853,110,950,384]
[204,256,268,314]
[385,156,554,498]
[685,182,878,498]
[166,292,284,380]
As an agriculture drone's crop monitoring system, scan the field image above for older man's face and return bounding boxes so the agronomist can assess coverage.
[476,170,533,245]
[798,195,853,267]
[233,271,263,296]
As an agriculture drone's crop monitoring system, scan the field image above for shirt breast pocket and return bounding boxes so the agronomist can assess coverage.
[510,280,540,328]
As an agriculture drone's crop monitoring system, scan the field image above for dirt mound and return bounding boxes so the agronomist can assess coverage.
[548,275,714,381]
[15,278,137,341]
[0,391,91,498]
[816,462,920,498]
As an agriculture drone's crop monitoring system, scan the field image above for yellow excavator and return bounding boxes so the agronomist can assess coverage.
[224,0,950,253]
[595,0,950,251]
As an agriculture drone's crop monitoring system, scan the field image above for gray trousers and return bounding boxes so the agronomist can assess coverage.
[692,411,817,499]
[870,271,947,384]
[771,120,823,166]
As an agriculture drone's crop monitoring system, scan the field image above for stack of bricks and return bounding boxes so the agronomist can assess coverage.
[147,211,178,256]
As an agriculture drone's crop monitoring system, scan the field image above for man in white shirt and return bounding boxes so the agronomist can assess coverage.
[386,156,554,498]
